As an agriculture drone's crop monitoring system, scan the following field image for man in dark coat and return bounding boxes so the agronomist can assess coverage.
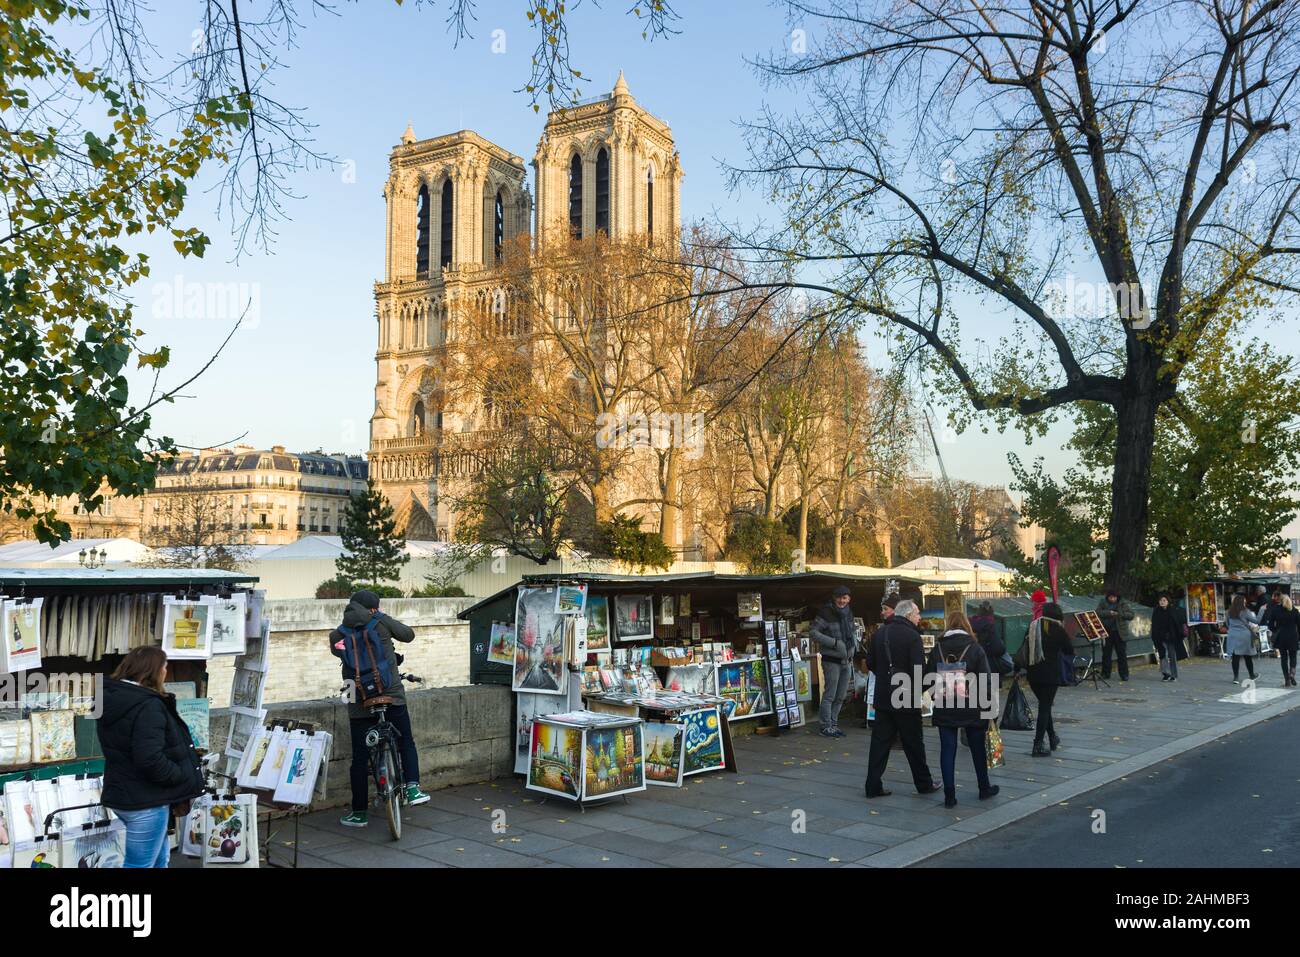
[329,590,429,826]
[863,599,940,798]
[810,585,857,737]
[1096,590,1135,681]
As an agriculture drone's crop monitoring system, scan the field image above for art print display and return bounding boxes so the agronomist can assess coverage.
[681,707,725,776]
[224,708,265,758]
[585,596,610,651]
[512,588,570,695]
[161,597,212,659]
[554,584,588,615]
[514,692,572,775]
[737,592,763,621]
[527,719,583,799]
[0,719,31,765]
[272,732,330,805]
[203,798,251,865]
[244,589,266,636]
[715,658,773,720]
[236,728,277,787]
[30,709,75,763]
[175,696,210,751]
[58,823,126,869]
[665,664,715,695]
[583,723,646,799]
[165,682,197,699]
[1,598,43,672]
[788,704,806,728]
[643,721,685,787]
[613,594,654,643]
[237,618,270,672]
[1185,582,1225,625]
[206,593,248,655]
[230,666,265,712]
[487,622,516,665]
[660,595,675,625]
[253,729,293,789]
[678,593,691,617]
[1075,611,1108,642]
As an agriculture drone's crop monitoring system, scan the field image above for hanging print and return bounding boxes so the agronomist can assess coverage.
[613,594,654,643]
[527,719,583,799]
[585,596,610,651]
[554,583,588,615]
[486,622,516,665]
[205,593,248,655]
[30,709,76,763]
[161,597,212,660]
[1,598,43,672]
[583,723,646,799]
[643,721,685,787]
[512,588,570,695]
[715,658,773,720]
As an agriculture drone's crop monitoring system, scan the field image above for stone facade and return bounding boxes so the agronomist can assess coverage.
[206,597,474,706]
[369,74,684,542]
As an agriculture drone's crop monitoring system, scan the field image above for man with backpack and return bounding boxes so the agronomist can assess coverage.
[329,590,430,827]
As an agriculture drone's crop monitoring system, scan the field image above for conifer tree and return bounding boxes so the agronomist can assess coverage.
[336,482,409,586]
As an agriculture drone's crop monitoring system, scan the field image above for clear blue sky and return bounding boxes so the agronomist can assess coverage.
[104,1,1109,492]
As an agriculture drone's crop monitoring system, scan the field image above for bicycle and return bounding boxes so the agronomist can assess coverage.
[360,673,423,840]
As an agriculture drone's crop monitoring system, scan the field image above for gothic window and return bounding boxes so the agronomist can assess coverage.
[416,184,431,278]
[595,148,610,235]
[646,166,654,241]
[494,190,505,262]
[440,179,454,269]
[569,153,583,238]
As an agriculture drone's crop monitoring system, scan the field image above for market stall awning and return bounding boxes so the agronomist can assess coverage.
[0,566,257,592]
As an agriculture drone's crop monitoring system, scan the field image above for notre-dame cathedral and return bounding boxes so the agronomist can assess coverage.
[368,74,684,542]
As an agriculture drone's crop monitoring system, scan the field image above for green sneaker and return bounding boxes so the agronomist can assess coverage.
[339,811,368,828]
[404,784,431,807]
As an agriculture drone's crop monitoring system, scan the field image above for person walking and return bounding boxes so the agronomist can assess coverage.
[863,600,940,798]
[1269,594,1299,687]
[329,589,431,828]
[861,594,901,728]
[810,585,857,738]
[1225,594,1260,684]
[1022,602,1074,757]
[927,613,999,808]
[1150,594,1187,681]
[970,601,1011,681]
[1096,590,1135,682]
[97,646,206,868]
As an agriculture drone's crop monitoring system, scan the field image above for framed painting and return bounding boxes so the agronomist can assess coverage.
[582,723,646,799]
[660,595,675,625]
[230,666,266,712]
[30,709,75,763]
[613,594,654,643]
[789,704,806,728]
[665,663,715,695]
[1,598,43,672]
[715,658,773,720]
[643,721,685,787]
[678,593,691,617]
[205,593,248,656]
[487,621,516,665]
[585,596,610,651]
[737,592,763,621]
[512,588,570,695]
[527,719,583,799]
[514,692,572,775]
[554,584,588,615]
[1185,582,1225,625]
[161,597,212,660]
[681,707,726,776]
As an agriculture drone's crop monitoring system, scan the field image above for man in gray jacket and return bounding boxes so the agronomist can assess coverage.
[810,585,858,738]
[329,590,430,826]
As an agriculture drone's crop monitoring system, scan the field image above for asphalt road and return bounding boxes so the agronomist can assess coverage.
[919,707,1300,868]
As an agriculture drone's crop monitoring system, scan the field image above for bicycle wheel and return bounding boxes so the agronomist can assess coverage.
[377,745,402,840]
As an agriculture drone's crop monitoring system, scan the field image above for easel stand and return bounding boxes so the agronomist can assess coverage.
[1080,639,1109,689]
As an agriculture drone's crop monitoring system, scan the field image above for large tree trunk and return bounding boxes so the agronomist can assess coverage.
[659,448,680,548]
[1106,377,1159,596]
[834,525,843,564]
[798,497,809,567]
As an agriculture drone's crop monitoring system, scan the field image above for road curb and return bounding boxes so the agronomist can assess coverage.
[857,687,1300,867]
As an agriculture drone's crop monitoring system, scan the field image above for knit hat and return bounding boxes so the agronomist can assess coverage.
[881,593,901,610]
[832,585,852,598]
[351,589,381,610]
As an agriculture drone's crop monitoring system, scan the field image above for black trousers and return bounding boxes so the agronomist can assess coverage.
[1231,654,1256,680]
[1279,646,1298,678]
[1102,634,1128,679]
[349,705,421,812]
[865,707,935,794]
[1029,682,1058,746]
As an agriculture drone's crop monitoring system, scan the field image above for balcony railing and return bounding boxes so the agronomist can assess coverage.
[371,429,508,454]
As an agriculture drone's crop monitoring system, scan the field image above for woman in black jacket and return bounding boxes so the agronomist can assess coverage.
[97,646,206,868]
[1150,595,1187,682]
[1025,603,1074,757]
[1270,595,1300,687]
[926,614,1000,808]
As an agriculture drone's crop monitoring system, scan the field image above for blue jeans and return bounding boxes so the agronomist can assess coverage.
[115,805,171,868]
[938,725,990,798]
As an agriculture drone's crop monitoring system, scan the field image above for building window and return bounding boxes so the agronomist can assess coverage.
[646,166,654,240]
[416,184,431,278]
[494,190,505,262]
[568,154,583,238]
[439,179,454,269]
[595,148,610,235]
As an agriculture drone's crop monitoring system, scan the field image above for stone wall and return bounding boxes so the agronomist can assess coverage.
[210,684,513,806]
[205,597,475,708]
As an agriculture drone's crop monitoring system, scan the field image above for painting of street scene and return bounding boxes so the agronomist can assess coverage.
[512,588,569,695]
[681,707,725,776]
[643,721,685,787]
[527,720,582,799]
[715,659,772,720]
[583,724,646,798]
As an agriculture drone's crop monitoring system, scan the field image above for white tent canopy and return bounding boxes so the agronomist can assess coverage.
[0,537,155,566]
[893,555,1012,573]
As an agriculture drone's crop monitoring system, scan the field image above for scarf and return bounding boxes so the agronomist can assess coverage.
[1024,615,1062,667]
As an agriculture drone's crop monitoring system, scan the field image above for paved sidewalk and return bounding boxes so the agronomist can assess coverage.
[258,658,1300,868]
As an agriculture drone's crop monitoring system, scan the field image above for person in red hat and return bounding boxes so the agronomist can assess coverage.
[1031,590,1047,621]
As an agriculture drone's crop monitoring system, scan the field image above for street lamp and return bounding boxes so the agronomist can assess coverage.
[78,547,107,568]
